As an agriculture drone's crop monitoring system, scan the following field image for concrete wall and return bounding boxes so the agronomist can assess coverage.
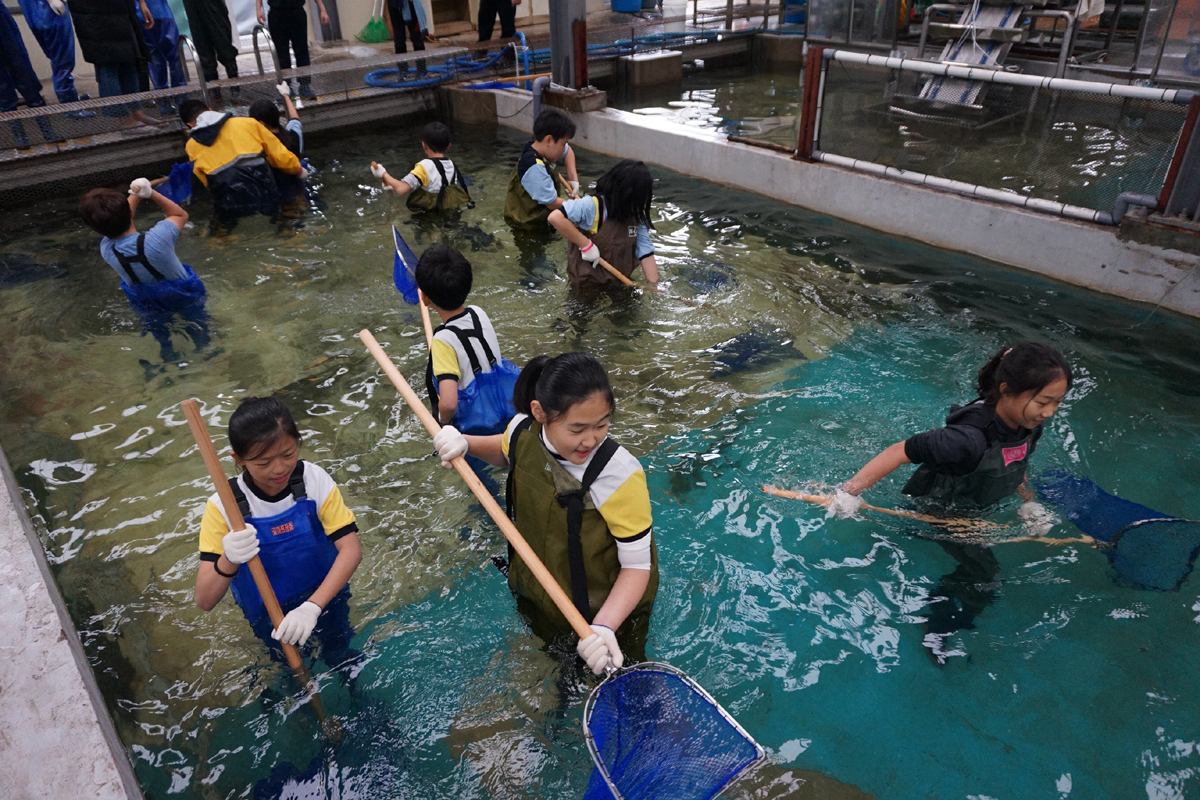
[0,445,142,799]
[491,90,1200,318]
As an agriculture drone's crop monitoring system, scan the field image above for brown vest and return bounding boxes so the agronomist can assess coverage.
[566,200,640,290]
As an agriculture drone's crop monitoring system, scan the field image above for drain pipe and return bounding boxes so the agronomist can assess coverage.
[1097,193,1159,225]
[532,76,551,121]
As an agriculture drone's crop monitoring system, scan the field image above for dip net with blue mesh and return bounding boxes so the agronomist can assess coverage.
[1037,470,1200,591]
[582,662,764,800]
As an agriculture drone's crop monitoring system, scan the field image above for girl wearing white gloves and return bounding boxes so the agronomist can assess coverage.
[827,342,1072,529]
[433,352,658,676]
[194,397,362,662]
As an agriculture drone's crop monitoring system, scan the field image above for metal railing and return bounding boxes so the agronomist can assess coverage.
[177,34,209,106]
[796,47,1196,225]
[252,24,282,77]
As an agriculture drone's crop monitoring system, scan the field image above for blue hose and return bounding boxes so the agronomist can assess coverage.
[363,47,511,89]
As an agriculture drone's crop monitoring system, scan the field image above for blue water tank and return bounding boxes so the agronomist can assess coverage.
[612,0,641,12]
[784,0,806,23]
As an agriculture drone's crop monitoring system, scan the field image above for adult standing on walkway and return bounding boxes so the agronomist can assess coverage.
[477,0,519,44]
[181,0,239,83]
[69,0,161,127]
[0,2,61,147]
[387,0,426,66]
[16,0,80,104]
[257,0,330,97]
[136,0,187,101]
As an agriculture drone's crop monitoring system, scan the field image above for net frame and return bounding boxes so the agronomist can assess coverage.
[583,661,765,800]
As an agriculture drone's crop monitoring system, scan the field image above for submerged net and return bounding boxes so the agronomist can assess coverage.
[1037,470,1200,591]
[583,663,763,800]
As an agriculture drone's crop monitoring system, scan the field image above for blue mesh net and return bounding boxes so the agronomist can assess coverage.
[583,664,762,800]
[1037,470,1200,591]
[158,161,195,205]
[392,225,419,305]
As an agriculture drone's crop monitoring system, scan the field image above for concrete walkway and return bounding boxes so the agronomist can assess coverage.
[0,446,140,799]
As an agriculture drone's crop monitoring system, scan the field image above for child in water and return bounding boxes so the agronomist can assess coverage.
[547,158,660,292]
[194,397,362,660]
[432,353,657,675]
[370,122,473,213]
[827,342,1072,523]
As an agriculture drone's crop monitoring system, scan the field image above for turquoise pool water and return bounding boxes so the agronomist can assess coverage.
[1,121,1199,799]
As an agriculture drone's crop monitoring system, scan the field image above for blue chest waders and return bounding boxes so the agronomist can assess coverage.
[426,308,520,436]
[113,233,208,315]
[228,466,339,625]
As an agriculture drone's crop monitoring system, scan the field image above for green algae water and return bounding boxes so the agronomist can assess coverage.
[1,121,1199,799]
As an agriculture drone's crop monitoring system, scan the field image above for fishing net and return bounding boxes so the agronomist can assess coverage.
[392,225,418,304]
[157,161,195,205]
[583,663,763,800]
[1037,470,1200,591]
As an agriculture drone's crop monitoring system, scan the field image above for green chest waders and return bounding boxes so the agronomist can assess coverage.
[406,158,473,213]
[903,428,1036,508]
[503,157,563,227]
[505,419,658,630]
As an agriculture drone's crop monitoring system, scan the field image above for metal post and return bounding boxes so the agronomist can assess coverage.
[549,0,587,88]
[1150,0,1180,80]
[797,45,825,160]
[178,35,209,106]
[573,20,589,88]
[726,0,734,30]
[1103,0,1126,52]
[1159,95,1200,213]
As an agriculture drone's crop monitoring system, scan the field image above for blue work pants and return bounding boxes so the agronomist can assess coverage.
[16,0,78,103]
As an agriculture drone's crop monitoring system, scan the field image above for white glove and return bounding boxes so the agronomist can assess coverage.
[1018,501,1057,536]
[128,177,153,199]
[370,161,388,180]
[432,425,468,467]
[567,179,580,196]
[825,489,864,520]
[48,0,66,14]
[298,167,309,180]
[272,600,321,646]
[276,81,291,98]
[221,526,260,565]
[579,241,601,264]
[577,624,623,675]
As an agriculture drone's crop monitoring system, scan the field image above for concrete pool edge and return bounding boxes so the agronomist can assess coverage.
[0,444,143,799]
[485,89,1200,319]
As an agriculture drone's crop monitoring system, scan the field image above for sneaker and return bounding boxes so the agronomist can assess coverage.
[298,83,316,99]
[65,109,97,119]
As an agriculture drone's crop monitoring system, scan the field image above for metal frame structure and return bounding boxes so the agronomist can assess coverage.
[797,48,1196,224]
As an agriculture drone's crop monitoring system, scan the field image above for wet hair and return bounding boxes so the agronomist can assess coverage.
[415,245,472,310]
[595,159,654,229]
[513,352,614,422]
[422,121,452,153]
[228,396,302,461]
[79,188,132,238]
[976,342,1072,404]
[532,108,575,142]
[247,99,281,131]
[179,99,209,125]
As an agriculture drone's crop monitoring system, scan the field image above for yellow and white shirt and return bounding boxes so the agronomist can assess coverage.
[402,158,460,195]
[431,305,504,389]
[198,461,356,561]
[502,413,654,570]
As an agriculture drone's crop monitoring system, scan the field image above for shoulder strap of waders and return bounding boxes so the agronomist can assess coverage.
[504,415,535,521]
[430,157,449,211]
[227,461,307,521]
[228,475,253,520]
[435,308,498,374]
[554,437,620,623]
[113,233,166,285]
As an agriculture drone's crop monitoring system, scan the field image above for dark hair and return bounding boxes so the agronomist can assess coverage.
[595,159,654,228]
[422,121,452,152]
[532,108,575,142]
[976,342,1072,404]
[79,188,132,238]
[179,99,209,125]
[247,99,281,131]
[415,245,472,310]
[228,396,302,460]
[513,352,614,422]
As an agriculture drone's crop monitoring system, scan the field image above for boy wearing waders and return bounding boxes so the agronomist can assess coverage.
[194,397,362,663]
[370,122,473,213]
[547,159,660,293]
[502,108,580,227]
[432,353,658,676]
[415,245,519,435]
[826,342,1072,661]
[79,181,210,361]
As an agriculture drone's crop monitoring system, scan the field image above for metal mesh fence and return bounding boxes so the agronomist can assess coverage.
[815,59,1188,213]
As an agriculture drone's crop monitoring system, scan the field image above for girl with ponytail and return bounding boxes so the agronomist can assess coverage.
[432,352,658,676]
[829,342,1073,518]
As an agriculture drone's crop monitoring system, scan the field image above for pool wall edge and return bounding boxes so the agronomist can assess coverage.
[488,89,1200,319]
[0,443,144,800]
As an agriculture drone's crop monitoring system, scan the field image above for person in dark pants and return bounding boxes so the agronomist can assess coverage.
[387,0,426,75]
[477,0,519,42]
[17,0,80,104]
[180,0,239,83]
[68,0,163,127]
[256,0,329,97]
[0,3,59,149]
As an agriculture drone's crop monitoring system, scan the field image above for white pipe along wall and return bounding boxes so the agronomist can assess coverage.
[491,90,1200,318]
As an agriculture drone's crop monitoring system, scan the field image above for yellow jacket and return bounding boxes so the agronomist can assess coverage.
[185,113,301,186]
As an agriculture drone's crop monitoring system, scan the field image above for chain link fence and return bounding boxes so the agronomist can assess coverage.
[814,56,1189,214]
